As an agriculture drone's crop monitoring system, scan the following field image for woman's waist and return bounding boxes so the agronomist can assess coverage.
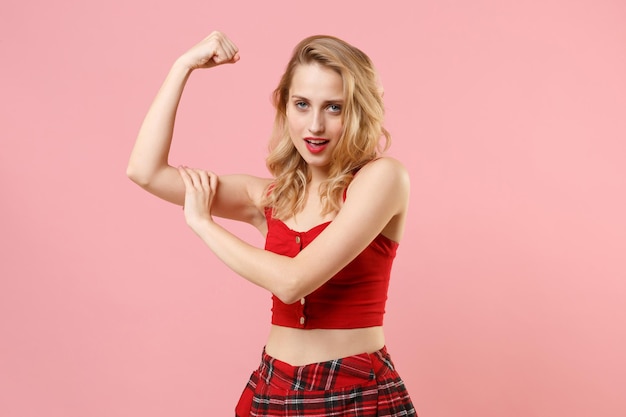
[265,325,385,366]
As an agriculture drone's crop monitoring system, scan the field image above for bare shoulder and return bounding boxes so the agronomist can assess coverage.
[338,157,409,242]
[350,156,410,194]
[362,156,408,174]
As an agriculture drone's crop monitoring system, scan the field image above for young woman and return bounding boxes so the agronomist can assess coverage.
[127,31,416,417]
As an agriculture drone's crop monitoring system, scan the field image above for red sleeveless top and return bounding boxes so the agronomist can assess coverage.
[265,208,399,329]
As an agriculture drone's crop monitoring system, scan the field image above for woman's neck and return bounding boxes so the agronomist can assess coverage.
[307,165,330,185]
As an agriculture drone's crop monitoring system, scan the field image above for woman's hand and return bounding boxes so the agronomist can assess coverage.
[178,166,219,232]
[176,31,240,71]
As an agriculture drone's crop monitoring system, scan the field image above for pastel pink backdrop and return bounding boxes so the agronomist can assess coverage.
[1,1,624,416]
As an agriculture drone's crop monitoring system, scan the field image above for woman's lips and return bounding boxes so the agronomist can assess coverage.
[304,137,330,154]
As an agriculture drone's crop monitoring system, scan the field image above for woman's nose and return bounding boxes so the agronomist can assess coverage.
[308,112,325,134]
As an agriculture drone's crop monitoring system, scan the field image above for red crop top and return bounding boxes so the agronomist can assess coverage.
[265,208,399,329]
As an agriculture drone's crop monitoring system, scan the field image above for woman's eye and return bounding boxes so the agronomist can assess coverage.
[295,101,308,109]
[327,104,342,113]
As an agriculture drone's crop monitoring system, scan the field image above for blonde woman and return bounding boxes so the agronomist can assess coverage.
[127,31,416,417]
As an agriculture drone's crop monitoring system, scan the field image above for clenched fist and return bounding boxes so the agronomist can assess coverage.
[177,31,240,71]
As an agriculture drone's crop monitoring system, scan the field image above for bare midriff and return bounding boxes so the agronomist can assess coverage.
[264,324,385,366]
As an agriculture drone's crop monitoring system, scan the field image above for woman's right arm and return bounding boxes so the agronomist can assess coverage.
[127,32,267,228]
[126,60,192,206]
[126,31,241,207]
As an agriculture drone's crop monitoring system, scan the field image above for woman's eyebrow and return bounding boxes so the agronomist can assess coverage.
[290,95,344,104]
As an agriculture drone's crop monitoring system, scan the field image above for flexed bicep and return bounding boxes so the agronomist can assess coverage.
[127,31,241,207]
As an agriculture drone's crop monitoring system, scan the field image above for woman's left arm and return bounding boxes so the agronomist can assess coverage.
[178,158,409,304]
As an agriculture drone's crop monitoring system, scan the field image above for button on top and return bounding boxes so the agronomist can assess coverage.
[300,297,305,305]
[295,236,301,244]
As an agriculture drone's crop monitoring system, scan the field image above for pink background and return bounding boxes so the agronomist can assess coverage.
[1,0,625,416]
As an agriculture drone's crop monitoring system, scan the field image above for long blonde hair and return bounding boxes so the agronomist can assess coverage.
[263,35,390,220]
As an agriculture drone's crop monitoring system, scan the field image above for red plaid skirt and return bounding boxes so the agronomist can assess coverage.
[235,346,416,416]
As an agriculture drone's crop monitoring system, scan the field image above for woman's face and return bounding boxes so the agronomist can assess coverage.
[286,63,344,173]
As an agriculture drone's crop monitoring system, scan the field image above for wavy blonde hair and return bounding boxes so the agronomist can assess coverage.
[262,35,390,220]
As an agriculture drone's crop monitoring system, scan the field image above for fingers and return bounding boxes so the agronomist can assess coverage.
[179,166,198,189]
[180,31,239,70]
[208,170,218,192]
[177,166,217,192]
[206,31,239,65]
[178,166,218,218]
[217,33,237,58]
[177,165,194,189]
[223,52,241,65]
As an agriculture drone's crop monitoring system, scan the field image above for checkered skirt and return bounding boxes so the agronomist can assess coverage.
[235,346,416,416]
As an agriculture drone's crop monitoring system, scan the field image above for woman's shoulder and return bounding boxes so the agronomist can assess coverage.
[343,157,409,242]
[346,156,410,202]
[355,156,410,186]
